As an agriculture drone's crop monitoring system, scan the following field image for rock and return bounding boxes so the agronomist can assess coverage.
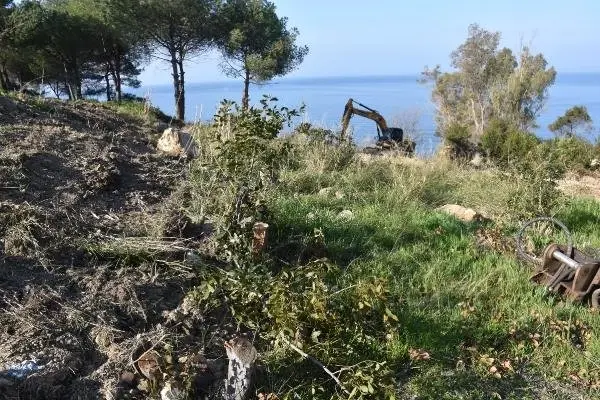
[337,210,354,221]
[591,158,599,168]
[437,204,482,223]
[157,127,197,157]
[470,152,484,167]
[119,371,137,387]
[160,381,185,400]
[318,187,333,196]
[437,145,453,159]
[153,121,169,132]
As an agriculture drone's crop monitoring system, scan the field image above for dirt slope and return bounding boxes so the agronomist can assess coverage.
[558,171,600,200]
[0,96,200,399]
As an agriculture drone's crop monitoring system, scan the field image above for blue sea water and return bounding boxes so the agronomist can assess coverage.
[134,73,600,155]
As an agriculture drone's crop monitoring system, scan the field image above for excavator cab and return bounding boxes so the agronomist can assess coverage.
[381,127,404,142]
[340,98,415,155]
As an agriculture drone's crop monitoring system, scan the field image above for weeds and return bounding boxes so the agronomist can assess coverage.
[177,99,600,398]
[4,95,600,399]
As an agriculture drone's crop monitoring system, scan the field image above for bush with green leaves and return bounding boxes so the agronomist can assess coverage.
[186,96,303,262]
[189,258,400,398]
[480,119,539,166]
[442,123,480,159]
[293,122,338,144]
[213,95,301,181]
[548,136,599,172]
[508,142,565,219]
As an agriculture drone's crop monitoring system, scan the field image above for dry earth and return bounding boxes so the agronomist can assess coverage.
[558,171,600,200]
[0,96,223,399]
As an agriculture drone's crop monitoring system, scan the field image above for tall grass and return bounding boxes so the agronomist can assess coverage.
[261,136,600,398]
[176,110,600,399]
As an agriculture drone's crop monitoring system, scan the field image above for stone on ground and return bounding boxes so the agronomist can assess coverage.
[157,127,197,157]
[437,204,482,223]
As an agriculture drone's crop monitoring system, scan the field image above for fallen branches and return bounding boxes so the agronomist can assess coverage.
[280,335,350,396]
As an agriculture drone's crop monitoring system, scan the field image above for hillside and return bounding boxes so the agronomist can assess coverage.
[1,96,600,399]
[0,95,194,398]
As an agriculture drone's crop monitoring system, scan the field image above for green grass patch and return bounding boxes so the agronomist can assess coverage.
[259,158,600,399]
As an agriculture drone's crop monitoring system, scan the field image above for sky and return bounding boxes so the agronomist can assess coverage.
[139,0,600,85]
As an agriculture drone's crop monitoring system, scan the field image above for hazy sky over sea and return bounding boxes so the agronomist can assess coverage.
[139,0,600,85]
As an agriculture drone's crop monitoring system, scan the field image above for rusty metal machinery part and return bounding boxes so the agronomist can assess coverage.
[516,217,573,266]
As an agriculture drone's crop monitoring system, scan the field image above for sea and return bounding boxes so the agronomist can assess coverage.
[133,73,600,156]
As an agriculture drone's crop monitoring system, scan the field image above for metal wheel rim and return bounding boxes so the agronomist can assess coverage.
[516,217,573,266]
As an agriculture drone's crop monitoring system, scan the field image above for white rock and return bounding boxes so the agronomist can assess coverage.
[337,210,354,220]
[318,187,333,196]
[437,204,482,223]
[157,127,197,157]
[160,381,185,400]
[470,152,484,167]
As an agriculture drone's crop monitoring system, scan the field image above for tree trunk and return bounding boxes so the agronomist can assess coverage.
[171,51,184,121]
[177,56,185,121]
[73,61,82,100]
[108,61,120,103]
[63,63,74,101]
[114,50,122,102]
[105,72,111,102]
[115,69,122,103]
[0,69,8,91]
[75,76,82,100]
[242,68,250,111]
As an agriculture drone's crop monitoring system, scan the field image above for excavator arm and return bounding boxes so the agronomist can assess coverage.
[340,98,389,141]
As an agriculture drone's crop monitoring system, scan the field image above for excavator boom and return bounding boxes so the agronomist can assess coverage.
[341,98,388,140]
[339,98,415,155]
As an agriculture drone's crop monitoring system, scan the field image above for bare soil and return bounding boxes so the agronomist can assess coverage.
[0,96,217,399]
[558,171,600,200]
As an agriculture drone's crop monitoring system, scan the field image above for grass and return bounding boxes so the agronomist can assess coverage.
[252,151,600,399]
[39,96,596,399]
[2,93,596,398]
[102,98,173,125]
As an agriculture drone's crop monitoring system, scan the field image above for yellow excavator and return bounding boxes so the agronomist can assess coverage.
[340,98,416,154]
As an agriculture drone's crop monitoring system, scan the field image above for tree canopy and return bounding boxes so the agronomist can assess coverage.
[0,0,307,121]
[217,0,308,110]
[135,0,218,120]
[549,105,593,137]
[422,24,556,140]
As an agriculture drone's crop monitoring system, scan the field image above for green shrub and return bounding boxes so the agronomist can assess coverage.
[185,97,304,262]
[444,123,470,145]
[442,123,480,160]
[549,136,598,172]
[508,142,565,219]
[294,122,339,144]
[481,119,539,166]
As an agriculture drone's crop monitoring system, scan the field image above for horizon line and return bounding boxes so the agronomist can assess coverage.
[139,71,600,87]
